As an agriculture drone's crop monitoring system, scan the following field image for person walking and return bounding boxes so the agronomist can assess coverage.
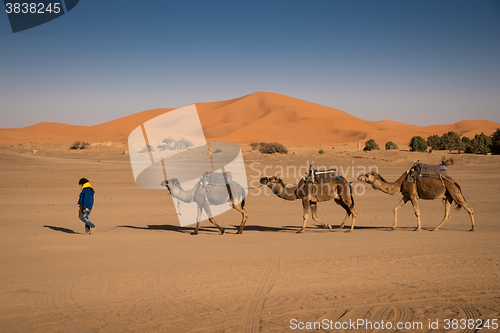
[78,178,96,234]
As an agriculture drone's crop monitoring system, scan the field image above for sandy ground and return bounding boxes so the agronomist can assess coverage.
[0,146,499,332]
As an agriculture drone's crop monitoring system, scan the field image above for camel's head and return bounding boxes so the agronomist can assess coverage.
[259,176,282,186]
[160,178,180,193]
[357,171,378,184]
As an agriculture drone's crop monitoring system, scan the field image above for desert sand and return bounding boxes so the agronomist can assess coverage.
[0,144,499,332]
[1,93,499,332]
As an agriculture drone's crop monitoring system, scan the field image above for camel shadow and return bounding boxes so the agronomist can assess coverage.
[231,225,296,232]
[283,224,396,232]
[43,225,79,234]
[118,224,220,234]
[119,224,296,234]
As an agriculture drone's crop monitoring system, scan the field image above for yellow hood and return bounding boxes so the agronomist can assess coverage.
[80,182,92,193]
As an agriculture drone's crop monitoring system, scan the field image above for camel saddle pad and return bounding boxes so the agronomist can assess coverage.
[314,169,339,183]
[205,171,232,185]
[407,163,447,183]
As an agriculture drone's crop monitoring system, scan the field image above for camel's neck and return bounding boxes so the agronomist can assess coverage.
[170,182,198,203]
[268,182,298,201]
[372,172,407,195]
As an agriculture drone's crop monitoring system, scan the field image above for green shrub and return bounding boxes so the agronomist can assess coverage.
[427,134,443,150]
[491,128,500,154]
[364,139,380,151]
[462,136,473,153]
[385,141,398,150]
[319,149,324,154]
[409,136,428,152]
[470,132,491,154]
[259,142,288,154]
[441,131,461,153]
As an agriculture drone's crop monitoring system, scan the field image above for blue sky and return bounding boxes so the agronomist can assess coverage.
[1,0,499,128]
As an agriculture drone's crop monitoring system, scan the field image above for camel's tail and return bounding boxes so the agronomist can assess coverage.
[348,182,355,209]
[454,182,464,210]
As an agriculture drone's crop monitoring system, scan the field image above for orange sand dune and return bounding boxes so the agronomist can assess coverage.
[1,92,498,147]
[0,108,172,145]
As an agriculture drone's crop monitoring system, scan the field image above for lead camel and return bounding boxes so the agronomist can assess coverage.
[357,171,475,231]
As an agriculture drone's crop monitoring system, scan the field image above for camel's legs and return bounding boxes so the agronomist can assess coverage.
[208,217,225,234]
[192,222,200,235]
[453,198,475,232]
[192,206,203,235]
[462,202,475,231]
[345,206,358,233]
[334,197,350,229]
[445,181,476,232]
[338,211,349,229]
[233,201,248,234]
[340,186,357,232]
[298,200,310,233]
[449,190,476,232]
[409,196,421,231]
[430,195,452,232]
[204,204,225,235]
[310,202,332,230]
[392,196,409,230]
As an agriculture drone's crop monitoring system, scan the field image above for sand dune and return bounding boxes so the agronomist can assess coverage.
[1,92,498,148]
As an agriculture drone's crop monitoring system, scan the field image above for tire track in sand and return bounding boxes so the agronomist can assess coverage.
[122,260,203,332]
[39,275,108,324]
[242,253,280,333]
[335,304,414,333]
[457,304,481,333]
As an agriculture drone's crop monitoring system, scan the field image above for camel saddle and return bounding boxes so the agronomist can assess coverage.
[307,167,340,183]
[203,171,232,185]
[407,161,447,183]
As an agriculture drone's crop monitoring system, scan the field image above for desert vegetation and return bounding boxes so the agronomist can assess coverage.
[385,141,398,150]
[157,137,194,151]
[250,142,288,154]
[491,129,500,154]
[69,141,89,150]
[409,136,428,152]
[363,139,380,151]
[424,129,499,154]
[441,156,455,166]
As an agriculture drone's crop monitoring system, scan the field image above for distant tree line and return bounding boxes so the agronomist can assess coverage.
[419,129,500,154]
[363,128,500,154]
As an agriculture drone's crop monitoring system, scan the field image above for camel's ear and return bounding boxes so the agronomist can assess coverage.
[370,171,377,176]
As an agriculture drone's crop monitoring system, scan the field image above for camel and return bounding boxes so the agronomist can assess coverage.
[259,173,357,233]
[162,178,248,235]
[357,170,475,231]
